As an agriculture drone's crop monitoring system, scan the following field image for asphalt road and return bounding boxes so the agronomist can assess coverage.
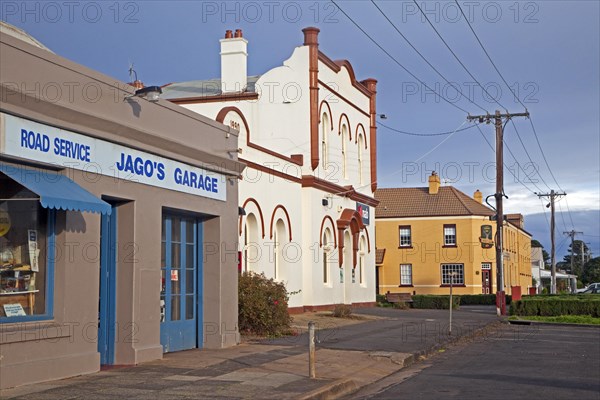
[264,306,499,354]
[349,323,600,400]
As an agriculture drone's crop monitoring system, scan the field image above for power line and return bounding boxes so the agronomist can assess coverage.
[330,0,470,114]
[377,120,479,136]
[563,191,577,229]
[474,123,538,195]
[413,0,505,110]
[454,0,526,110]
[370,0,488,114]
[454,0,571,220]
[509,119,552,191]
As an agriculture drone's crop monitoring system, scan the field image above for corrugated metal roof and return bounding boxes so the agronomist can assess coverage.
[375,186,495,218]
[162,76,261,99]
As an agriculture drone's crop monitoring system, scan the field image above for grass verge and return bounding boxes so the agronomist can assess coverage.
[509,315,600,325]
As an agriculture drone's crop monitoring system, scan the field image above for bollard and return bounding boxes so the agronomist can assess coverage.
[308,321,316,378]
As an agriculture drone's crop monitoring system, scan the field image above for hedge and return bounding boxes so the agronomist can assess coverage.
[510,297,600,317]
[459,294,512,306]
[412,295,461,310]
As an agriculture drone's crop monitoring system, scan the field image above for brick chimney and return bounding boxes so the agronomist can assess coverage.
[220,29,248,93]
[474,190,483,204]
[428,171,440,195]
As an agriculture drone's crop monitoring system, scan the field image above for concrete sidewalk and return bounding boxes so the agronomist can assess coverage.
[0,306,500,400]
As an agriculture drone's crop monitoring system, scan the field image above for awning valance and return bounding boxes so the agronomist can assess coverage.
[1,164,111,215]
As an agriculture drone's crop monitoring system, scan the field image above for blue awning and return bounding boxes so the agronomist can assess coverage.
[1,164,111,215]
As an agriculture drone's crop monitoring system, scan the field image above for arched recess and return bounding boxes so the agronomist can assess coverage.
[215,106,251,144]
[362,228,372,253]
[273,218,288,281]
[358,235,367,285]
[338,113,352,140]
[355,124,368,148]
[320,101,333,169]
[336,209,365,268]
[322,227,333,285]
[269,205,292,241]
[319,100,334,127]
[319,215,338,248]
[243,213,260,273]
[239,198,265,238]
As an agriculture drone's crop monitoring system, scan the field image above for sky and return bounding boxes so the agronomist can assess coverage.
[2,0,599,259]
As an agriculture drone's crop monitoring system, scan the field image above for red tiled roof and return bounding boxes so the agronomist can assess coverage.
[374,187,495,218]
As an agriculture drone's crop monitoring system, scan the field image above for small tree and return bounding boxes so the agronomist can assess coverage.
[238,272,292,336]
[563,240,591,275]
[582,257,600,285]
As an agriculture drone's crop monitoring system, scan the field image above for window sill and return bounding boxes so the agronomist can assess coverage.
[442,245,457,248]
[440,284,466,287]
[0,319,72,344]
[399,284,414,287]
[398,246,413,249]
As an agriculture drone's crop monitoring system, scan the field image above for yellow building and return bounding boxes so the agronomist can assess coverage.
[375,172,532,296]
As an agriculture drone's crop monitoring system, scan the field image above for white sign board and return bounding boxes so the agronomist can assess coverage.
[3,303,27,317]
[2,114,226,201]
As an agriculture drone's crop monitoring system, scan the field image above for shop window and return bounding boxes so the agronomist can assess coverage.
[441,264,464,285]
[1,177,53,321]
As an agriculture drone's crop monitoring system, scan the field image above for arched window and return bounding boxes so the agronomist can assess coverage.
[341,124,348,179]
[322,228,332,285]
[244,213,259,273]
[321,112,329,169]
[357,134,364,185]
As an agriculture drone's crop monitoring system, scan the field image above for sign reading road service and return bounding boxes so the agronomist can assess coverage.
[2,114,226,201]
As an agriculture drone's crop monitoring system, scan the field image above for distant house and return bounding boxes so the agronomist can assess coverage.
[375,172,532,296]
[162,28,378,311]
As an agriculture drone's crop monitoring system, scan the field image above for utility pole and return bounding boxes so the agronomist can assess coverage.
[467,110,529,316]
[538,190,566,293]
[563,230,583,274]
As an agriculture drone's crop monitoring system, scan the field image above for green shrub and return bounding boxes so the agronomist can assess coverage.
[510,297,600,317]
[412,295,460,310]
[238,272,291,336]
[332,304,353,318]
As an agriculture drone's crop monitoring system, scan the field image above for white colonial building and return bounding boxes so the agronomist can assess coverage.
[162,28,378,311]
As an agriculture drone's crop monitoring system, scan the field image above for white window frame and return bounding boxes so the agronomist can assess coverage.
[399,226,412,247]
[400,264,412,286]
[444,225,457,246]
[441,264,464,285]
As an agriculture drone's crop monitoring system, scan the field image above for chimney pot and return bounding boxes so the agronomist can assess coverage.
[302,27,320,46]
[235,29,243,38]
[225,30,233,39]
[428,171,440,195]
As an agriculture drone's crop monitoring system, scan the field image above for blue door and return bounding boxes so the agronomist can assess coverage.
[99,205,117,365]
[160,215,203,352]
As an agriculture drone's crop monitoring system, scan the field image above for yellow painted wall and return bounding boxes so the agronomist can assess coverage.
[376,216,531,296]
